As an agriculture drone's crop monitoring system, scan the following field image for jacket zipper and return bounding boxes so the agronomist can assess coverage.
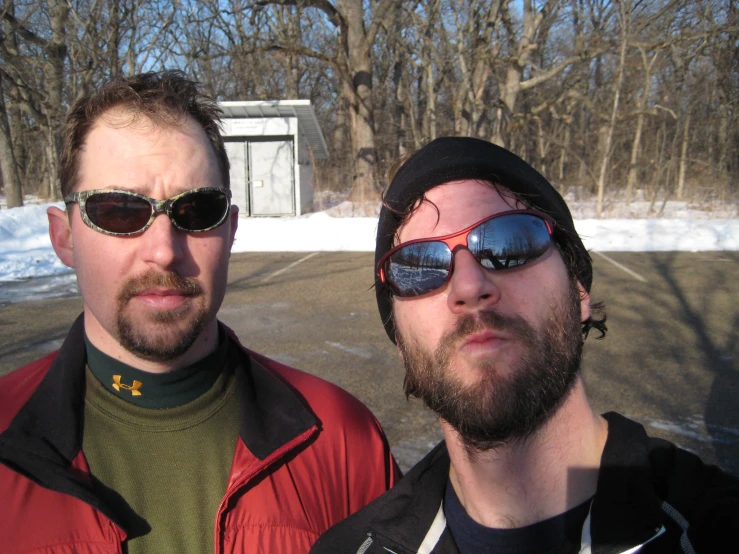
[212,425,318,554]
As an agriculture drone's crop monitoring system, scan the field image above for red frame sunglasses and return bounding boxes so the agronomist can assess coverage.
[377,209,555,297]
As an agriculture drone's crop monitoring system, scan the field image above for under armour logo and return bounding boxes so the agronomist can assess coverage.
[112,375,143,396]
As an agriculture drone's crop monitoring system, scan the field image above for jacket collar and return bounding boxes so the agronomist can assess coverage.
[366,441,457,553]
[227,336,318,460]
[363,413,665,554]
[0,314,318,528]
[589,412,665,554]
[2,314,88,466]
[0,315,108,523]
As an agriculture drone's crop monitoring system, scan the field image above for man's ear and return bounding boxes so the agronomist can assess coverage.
[48,206,75,269]
[577,281,591,323]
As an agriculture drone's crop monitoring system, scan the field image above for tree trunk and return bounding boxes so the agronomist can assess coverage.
[453,80,470,135]
[333,99,348,154]
[596,0,629,218]
[559,122,570,183]
[339,0,380,203]
[420,0,440,144]
[625,113,644,205]
[394,61,408,156]
[284,6,301,98]
[495,65,522,147]
[3,1,27,197]
[492,106,505,147]
[449,0,502,140]
[676,114,690,200]
[626,49,659,205]
[425,61,437,142]
[45,124,60,199]
[0,78,23,208]
[495,0,546,147]
[43,0,69,200]
[109,0,121,76]
[332,94,349,190]
[9,98,26,188]
[717,108,729,202]
[347,99,378,203]
[536,117,547,178]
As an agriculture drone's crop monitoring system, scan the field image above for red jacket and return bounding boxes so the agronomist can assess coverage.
[0,316,400,553]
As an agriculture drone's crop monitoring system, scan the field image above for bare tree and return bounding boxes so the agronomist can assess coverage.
[248,0,395,202]
[595,0,629,217]
[1,0,734,208]
[1,0,69,200]
[624,47,661,204]
[0,0,179,202]
[0,75,22,207]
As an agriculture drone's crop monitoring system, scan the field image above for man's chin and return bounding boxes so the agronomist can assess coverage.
[116,304,208,362]
[118,327,201,363]
[449,350,517,387]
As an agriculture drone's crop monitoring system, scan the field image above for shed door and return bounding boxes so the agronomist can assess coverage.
[224,141,248,215]
[249,140,294,216]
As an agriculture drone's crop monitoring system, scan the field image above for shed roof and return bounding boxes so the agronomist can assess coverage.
[219,100,329,159]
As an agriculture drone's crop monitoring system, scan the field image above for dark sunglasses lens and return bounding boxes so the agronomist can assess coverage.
[85,193,152,234]
[469,214,552,270]
[171,190,229,231]
[385,241,452,297]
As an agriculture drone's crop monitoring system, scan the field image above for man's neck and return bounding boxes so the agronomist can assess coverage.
[442,378,608,529]
[83,311,221,373]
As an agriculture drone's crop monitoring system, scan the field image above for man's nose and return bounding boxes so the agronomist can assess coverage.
[446,248,501,314]
[138,213,185,269]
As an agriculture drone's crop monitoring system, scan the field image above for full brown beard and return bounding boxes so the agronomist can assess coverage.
[397,277,584,453]
[115,269,207,362]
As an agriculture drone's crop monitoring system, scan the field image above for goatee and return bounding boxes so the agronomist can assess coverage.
[397,278,585,453]
[116,269,207,362]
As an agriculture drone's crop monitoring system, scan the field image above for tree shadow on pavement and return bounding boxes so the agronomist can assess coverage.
[584,252,738,476]
[649,252,739,475]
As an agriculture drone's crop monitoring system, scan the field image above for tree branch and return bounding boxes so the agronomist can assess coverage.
[1,11,49,49]
[366,0,397,46]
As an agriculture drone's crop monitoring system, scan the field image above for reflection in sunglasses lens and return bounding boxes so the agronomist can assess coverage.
[471,214,551,270]
[387,241,452,296]
[386,214,553,297]
[86,193,152,234]
[173,190,228,231]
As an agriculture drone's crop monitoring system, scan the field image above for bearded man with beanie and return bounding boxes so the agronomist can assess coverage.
[311,137,739,554]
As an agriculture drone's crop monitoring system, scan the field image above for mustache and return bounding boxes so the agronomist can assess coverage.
[437,310,536,353]
[117,270,203,305]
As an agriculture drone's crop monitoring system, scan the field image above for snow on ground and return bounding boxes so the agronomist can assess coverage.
[0,197,737,283]
[0,203,72,281]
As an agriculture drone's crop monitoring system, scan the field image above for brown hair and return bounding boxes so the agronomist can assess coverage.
[59,70,229,197]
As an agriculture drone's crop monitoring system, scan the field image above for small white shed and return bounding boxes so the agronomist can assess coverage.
[219,100,329,217]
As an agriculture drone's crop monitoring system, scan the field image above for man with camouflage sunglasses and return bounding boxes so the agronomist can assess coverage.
[0,70,398,554]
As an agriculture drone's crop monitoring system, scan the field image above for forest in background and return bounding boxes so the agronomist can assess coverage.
[1,0,737,217]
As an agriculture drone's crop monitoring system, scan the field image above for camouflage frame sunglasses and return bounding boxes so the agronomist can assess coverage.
[63,187,232,236]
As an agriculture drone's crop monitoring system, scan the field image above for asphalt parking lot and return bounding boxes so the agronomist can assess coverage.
[1,251,737,474]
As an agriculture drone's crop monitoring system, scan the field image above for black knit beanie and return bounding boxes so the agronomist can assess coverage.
[375,136,592,343]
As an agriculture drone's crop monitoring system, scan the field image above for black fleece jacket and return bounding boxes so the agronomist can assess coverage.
[311,413,739,554]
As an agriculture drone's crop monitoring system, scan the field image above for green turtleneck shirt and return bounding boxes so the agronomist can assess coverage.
[82,334,241,554]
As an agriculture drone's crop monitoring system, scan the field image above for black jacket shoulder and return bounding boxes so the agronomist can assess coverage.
[310,441,452,554]
[311,413,739,554]
[644,432,739,552]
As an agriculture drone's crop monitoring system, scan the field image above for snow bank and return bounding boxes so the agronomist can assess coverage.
[0,202,737,282]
